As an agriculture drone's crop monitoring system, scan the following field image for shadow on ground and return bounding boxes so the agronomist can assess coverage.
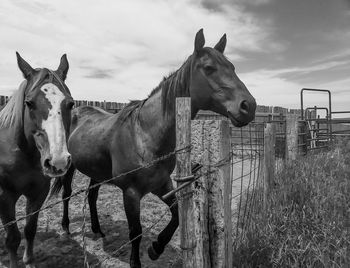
[0,230,99,268]
[89,217,182,268]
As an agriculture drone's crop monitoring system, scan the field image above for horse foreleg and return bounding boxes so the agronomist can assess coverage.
[0,190,21,268]
[123,187,142,268]
[149,179,179,260]
[23,182,50,268]
[88,179,104,237]
[61,167,74,235]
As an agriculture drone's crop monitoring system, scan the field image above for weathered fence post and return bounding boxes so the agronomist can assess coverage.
[0,96,5,106]
[263,123,275,210]
[191,120,211,268]
[176,97,196,267]
[191,119,232,268]
[221,121,233,268]
[285,114,299,161]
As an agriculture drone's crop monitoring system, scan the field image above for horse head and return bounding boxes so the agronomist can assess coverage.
[189,29,256,127]
[16,52,74,177]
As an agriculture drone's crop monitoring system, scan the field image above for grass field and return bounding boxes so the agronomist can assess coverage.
[233,139,350,267]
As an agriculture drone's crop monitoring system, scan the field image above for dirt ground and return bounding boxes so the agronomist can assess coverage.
[0,172,182,268]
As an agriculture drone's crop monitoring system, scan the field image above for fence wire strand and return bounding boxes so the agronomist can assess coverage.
[1,145,191,230]
[1,120,269,266]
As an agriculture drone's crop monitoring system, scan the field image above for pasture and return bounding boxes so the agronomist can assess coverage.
[0,93,349,267]
[233,139,350,267]
[1,138,348,267]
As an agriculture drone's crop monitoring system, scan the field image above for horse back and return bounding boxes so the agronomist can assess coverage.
[68,106,116,180]
[70,106,112,132]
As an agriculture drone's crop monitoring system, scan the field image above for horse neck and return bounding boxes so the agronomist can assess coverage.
[138,60,197,154]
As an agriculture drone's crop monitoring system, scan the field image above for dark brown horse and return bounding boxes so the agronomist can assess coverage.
[0,53,74,268]
[52,29,256,268]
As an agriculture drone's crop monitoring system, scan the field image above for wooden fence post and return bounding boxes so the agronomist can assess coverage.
[206,120,229,268]
[176,98,196,267]
[0,96,5,106]
[285,114,299,161]
[263,123,275,210]
[191,119,231,268]
[191,120,211,268]
[221,121,233,268]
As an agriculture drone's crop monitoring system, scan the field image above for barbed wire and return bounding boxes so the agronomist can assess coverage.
[85,138,263,266]
[90,147,247,267]
[0,125,268,267]
[1,145,192,230]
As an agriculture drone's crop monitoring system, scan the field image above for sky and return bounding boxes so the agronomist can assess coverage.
[0,0,349,112]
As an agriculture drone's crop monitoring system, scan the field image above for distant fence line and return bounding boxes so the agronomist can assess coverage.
[0,94,303,120]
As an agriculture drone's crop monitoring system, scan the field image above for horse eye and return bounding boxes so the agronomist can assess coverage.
[67,101,75,110]
[203,65,216,75]
[25,100,35,110]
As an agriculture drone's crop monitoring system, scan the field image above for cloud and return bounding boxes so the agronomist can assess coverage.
[0,0,348,113]
[83,69,114,79]
[0,0,278,102]
[80,66,114,79]
[239,57,350,112]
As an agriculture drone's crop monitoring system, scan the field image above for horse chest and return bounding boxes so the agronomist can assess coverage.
[0,162,46,194]
[0,146,44,190]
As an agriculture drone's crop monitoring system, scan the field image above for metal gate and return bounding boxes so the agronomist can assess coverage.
[300,88,350,151]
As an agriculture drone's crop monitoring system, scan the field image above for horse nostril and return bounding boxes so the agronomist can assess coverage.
[44,158,51,169]
[240,100,250,115]
[67,155,72,166]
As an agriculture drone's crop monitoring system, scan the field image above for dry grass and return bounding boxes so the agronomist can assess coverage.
[233,139,350,268]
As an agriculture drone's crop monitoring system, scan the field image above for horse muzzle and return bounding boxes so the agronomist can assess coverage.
[227,98,256,127]
[42,153,71,177]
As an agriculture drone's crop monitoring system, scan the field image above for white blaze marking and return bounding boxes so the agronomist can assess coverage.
[41,83,70,171]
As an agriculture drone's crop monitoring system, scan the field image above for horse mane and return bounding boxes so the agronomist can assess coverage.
[0,80,27,129]
[0,68,54,130]
[117,56,192,123]
[117,99,147,123]
[149,56,192,112]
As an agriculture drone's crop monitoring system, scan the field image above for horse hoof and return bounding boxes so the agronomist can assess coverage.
[92,232,104,240]
[92,228,105,237]
[62,226,71,235]
[148,244,161,261]
[130,261,141,268]
[61,230,71,239]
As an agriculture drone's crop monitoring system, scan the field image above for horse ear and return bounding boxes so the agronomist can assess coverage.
[56,54,69,81]
[194,29,205,53]
[214,34,227,53]
[16,52,34,79]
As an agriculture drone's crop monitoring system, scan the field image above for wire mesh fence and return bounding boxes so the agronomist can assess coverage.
[230,122,264,251]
